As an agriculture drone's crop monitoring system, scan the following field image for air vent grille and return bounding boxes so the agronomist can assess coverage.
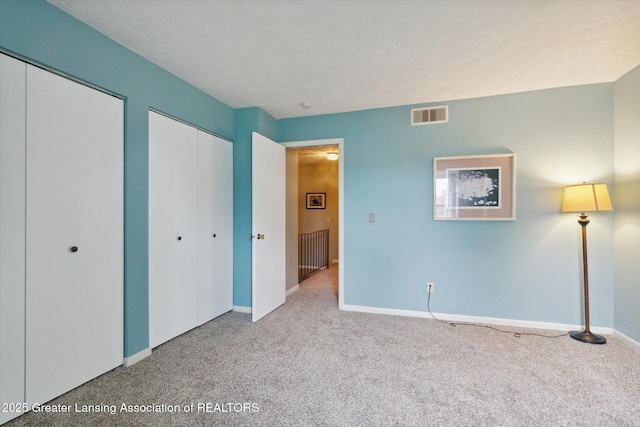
[411,106,448,126]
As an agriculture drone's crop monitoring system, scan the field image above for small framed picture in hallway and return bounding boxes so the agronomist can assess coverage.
[306,193,326,209]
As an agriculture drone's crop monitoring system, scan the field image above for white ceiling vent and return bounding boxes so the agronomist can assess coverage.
[411,106,448,126]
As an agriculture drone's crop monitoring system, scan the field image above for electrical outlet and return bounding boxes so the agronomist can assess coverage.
[427,282,434,293]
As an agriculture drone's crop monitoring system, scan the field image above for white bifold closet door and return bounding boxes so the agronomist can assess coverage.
[197,131,234,325]
[25,64,124,405]
[149,112,199,348]
[149,111,233,348]
[0,52,123,415]
[0,53,27,425]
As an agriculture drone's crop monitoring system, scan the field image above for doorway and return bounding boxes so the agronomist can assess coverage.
[281,139,344,309]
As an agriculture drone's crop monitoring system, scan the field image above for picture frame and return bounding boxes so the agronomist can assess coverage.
[306,193,326,209]
[433,153,515,221]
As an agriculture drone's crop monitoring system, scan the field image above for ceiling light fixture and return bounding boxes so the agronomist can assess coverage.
[326,152,338,161]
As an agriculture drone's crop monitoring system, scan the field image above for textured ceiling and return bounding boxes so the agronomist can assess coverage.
[48,0,640,119]
[292,145,340,166]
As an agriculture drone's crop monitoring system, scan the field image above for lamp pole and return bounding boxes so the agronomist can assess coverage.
[562,183,611,344]
[570,213,606,344]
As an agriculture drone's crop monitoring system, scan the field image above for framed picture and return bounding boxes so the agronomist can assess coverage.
[433,153,515,220]
[306,193,326,209]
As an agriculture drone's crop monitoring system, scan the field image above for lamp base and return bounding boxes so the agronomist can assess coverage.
[570,330,606,344]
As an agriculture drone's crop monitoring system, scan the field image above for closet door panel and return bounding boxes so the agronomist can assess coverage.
[196,132,217,325]
[149,111,198,348]
[25,65,123,405]
[78,77,124,377]
[196,132,233,324]
[210,133,233,319]
[0,54,27,425]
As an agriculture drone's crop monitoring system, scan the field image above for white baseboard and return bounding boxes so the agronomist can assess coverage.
[340,303,615,335]
[233,305,251,313]
[123,347,151,367]
[286,285,299,296]
[613,329,640,351]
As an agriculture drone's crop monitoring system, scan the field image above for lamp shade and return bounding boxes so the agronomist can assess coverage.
[561,183,612,213]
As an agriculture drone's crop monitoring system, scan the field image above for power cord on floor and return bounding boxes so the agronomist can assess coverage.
[426,290,570,339]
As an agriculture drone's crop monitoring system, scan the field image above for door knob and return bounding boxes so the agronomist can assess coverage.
[177,236,182,241]
[70,246,78,253]
[213,234,216,238]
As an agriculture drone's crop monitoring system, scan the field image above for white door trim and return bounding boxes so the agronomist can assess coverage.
[280,138,344,309]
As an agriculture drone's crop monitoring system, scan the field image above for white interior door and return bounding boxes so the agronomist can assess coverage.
[252,132,286,322]
[25,64,123,405]
[197,130,233,324]
[0,53,27,425]
[149,111,198,348]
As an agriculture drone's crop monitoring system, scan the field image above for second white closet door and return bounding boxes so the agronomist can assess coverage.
[197,131,233,325]
[149,112,198,348]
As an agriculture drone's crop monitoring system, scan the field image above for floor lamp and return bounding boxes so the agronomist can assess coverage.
[561,183,612,344]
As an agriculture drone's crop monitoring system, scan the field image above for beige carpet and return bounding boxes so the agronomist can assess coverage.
[6,265,640,426]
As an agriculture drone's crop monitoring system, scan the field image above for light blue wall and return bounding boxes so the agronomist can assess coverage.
[0,0,234,357]
[279,85,616,327]
[613,65,640,342]
[1,0,632,344]
[233,108,277,308]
